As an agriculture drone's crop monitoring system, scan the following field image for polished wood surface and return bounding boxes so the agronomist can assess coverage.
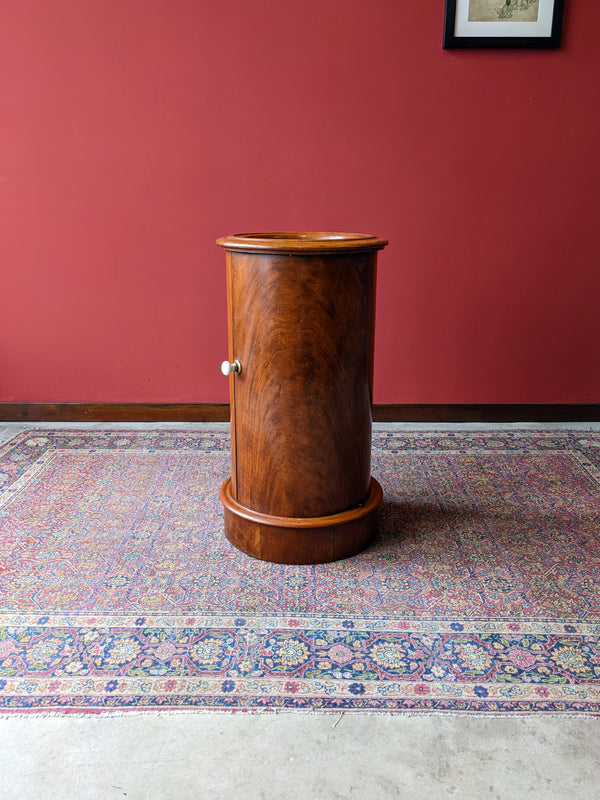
[220,476,382,565]
[228,249,377,518]
[218,232,387,564]
[217,231,389,255]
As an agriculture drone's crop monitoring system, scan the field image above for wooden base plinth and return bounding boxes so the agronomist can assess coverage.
[220,477,383,565]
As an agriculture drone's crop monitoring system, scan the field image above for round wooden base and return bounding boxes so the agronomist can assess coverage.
[220,477,383,565]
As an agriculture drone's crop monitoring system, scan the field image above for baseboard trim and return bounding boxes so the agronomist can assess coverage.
[1,403,599,423]
[0,403,230,422]
[373,404,600,423]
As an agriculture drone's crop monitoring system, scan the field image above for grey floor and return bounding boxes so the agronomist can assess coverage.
[1,422,599,800]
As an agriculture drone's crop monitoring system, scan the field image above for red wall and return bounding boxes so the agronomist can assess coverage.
[2,0,599,404]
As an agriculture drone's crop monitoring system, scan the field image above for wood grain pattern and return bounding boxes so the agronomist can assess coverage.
[216,231,389,255]
[220,476,382,565]
[229,250,377,518]
[218,232,387,563]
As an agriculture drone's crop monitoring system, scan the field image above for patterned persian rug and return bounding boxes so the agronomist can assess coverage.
[0,427,599,715]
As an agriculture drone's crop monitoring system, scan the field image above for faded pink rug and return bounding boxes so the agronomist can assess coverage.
[0,428,599,714]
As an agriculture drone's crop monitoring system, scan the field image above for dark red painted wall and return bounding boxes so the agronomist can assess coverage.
[2,0,599,403]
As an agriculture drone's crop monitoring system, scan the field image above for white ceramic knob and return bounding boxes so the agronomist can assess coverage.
[221,359,241,376]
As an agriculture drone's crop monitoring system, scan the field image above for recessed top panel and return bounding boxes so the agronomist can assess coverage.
[216,232,388,254]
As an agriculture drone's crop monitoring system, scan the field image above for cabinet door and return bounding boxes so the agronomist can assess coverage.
[227,250,376,519]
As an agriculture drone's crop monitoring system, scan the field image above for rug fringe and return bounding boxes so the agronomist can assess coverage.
[0,709,597,720]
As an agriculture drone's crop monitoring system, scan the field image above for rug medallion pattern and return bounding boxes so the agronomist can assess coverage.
[0,428,599,714]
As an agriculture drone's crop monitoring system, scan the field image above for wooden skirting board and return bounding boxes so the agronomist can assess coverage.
[1,403,599,423]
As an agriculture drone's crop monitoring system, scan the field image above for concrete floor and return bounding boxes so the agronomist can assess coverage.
[1,422,599,800]
[1,712,599,800]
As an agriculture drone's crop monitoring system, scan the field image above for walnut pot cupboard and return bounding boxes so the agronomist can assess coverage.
[217,232,388,564]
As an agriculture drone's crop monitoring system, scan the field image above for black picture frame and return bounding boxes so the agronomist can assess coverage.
[443,0,564,48]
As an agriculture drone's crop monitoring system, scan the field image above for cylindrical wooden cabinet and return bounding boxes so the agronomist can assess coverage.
[217,232,388,564]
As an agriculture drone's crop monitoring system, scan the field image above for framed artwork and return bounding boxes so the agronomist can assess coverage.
[443,0,565,48]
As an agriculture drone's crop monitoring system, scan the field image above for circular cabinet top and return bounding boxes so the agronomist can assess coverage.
[216,232,388,255]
